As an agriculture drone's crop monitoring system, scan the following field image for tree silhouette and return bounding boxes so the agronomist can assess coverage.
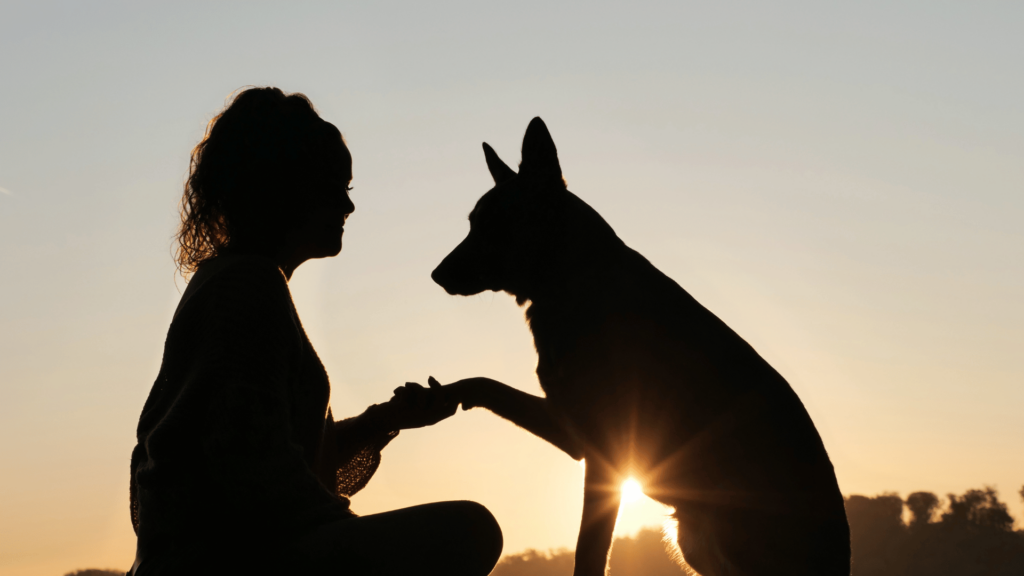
[943,487,1015,530]
[906,491,940,528]
[845,493,906,575]
[847,487,1024,576]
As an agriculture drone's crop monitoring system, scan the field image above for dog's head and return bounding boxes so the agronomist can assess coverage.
[432,117,573,302]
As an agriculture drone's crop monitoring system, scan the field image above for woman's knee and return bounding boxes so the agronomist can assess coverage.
[289,500,503,576]
[439,501,503,576]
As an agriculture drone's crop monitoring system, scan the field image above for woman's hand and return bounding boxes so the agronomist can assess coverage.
[383,376,459,430]
[442,377,503,411]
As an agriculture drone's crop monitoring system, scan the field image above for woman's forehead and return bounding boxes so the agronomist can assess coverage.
[314,132,352,177]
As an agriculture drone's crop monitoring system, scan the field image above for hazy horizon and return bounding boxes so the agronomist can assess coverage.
[1,1,1022,574]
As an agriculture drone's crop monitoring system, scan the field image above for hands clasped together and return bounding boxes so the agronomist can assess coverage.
[377,377,499,431]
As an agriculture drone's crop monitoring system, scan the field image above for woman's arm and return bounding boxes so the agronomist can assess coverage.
[446,377,584,460]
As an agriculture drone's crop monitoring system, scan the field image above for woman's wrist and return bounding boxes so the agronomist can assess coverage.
[355,402,400,437]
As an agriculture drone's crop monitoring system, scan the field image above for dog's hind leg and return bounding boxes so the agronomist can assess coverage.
[671,508,739,576]
[573,455,622,576]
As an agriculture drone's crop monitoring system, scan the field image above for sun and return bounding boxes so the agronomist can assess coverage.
[621,478,644,504]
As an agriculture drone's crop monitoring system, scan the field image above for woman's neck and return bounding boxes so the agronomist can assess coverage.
[222,242,307,281]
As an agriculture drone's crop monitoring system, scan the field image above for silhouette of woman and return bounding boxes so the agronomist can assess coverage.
[127,87,502,576]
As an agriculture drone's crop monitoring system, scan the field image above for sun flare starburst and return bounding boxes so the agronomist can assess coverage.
[621,478,644,504]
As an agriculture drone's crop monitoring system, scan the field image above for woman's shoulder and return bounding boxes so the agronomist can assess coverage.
[174,254,292,320]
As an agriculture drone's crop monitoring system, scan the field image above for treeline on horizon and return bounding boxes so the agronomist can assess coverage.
[491,485,1024,576]
[65,485,1024,576]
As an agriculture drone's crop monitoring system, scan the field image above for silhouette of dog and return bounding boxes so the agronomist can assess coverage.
[432,118,850,576]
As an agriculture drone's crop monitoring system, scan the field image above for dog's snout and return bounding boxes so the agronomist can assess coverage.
[432,250,466,295]
[430,262,451,293]
[432,238,491,296]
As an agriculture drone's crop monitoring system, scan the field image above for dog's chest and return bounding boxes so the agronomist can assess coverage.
[528,306,591,386]
[529,307,624,420]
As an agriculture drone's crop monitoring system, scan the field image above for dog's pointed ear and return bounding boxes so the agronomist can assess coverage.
[520,117,563,184]
[483,142,517,184]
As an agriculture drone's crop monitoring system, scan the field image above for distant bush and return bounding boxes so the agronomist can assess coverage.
[491,547,576,576]
[607,527,686,576]
[493,527,685,576]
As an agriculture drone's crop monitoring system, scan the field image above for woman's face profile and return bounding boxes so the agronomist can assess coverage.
[293,138,354,261]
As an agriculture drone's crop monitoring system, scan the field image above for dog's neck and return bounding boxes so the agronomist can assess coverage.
[519,240,633,340]
[511,189,632,348]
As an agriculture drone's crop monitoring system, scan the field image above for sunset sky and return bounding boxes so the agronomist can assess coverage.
[1,2,1022,574]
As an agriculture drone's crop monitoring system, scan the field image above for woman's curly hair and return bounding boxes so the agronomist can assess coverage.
[175,87,347,278]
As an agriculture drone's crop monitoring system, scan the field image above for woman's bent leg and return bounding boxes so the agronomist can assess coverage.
[285,500,503,576]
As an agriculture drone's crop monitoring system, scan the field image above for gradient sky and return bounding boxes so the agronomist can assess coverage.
[1,1,1022,574]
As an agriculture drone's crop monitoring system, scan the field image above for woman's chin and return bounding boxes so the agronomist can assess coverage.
[305,240,342,260]
[325,237,343,257]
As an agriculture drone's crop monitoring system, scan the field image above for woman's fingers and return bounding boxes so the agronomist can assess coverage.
[392,377,480,424]
[428,376,458,409]
[394,382,423,407]
[385,376,475,429]
[392,382,430,411]
[423,377,440,408]
[392,387,407,404]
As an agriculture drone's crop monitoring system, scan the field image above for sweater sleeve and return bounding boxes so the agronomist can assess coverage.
[319,406,399,499]
[193,261,351,529]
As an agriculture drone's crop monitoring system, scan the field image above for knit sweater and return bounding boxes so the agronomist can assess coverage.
[129,254,396,545]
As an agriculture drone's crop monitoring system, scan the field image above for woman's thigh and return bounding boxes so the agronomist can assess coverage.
[285,500,503,576]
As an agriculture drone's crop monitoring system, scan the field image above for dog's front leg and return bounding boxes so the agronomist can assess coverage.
[447,377,584,459]
[574,454,621,576]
